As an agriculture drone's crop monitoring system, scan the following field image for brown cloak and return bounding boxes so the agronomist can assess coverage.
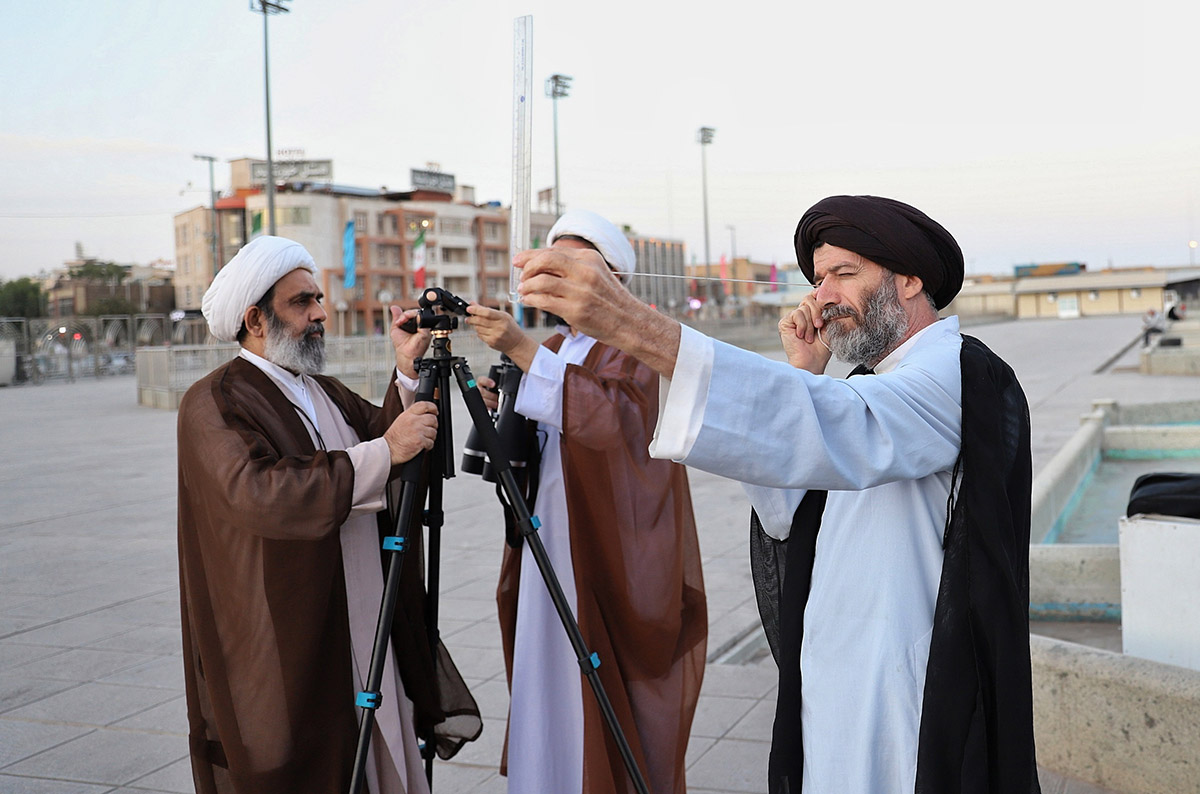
[496,338,707,794]
[177,357,479,793]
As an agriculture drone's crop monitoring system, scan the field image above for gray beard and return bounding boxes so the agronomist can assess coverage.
[822,276,909,367]
[263,313,326,375]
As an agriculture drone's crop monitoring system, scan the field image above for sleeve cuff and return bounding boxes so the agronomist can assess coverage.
[345,437,391,516]
[649,324,713,461]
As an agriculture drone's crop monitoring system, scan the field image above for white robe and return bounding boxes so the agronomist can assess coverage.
[505,329,597,794]
[241,349,428,794]
[650,318,963,794]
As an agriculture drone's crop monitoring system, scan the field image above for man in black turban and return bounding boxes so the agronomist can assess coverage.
[511,195,1039,794]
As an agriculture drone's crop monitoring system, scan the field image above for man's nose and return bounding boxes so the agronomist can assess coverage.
[312,303,328,323]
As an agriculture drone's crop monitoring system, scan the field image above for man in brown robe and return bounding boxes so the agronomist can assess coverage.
[465,210,707,794]
[178,236,480,794]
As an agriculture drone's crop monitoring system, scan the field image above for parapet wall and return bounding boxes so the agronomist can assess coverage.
[1032,635,1200,794]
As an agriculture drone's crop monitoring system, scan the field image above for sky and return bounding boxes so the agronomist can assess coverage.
[2,1,1199,283]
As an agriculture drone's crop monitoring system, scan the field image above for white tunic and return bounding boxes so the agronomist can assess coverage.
[505,329,597,794]
[650,318,963,794]
[241,349,428,794]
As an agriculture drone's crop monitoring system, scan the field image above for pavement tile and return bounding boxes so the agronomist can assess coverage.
[690,694,758,740]
[0,718,93,768]
[725,699,776,742]
[4,681,179,727]
[87,626,183,656]
[110,694,187,734]
[98,656,184,690]
[3,728,187,787]
[0,643,66,673]
[14,647,158,684]
[0,673,76,715]
[4,618,136,649]
[127,755,194,794]
[0,774,110,793]
[699,664,778,699]
[685,737,771,792]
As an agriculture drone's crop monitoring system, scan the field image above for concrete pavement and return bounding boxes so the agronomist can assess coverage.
[3,313,1198,793]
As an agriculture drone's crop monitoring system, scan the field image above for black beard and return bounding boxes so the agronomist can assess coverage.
[264,312,326,375]
[821,276,908,367]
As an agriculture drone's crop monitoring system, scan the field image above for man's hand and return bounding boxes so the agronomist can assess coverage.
[390,306,431,378]
[464,305,539,371]
[514,247,682,378]
[475,375,499,413]
[383,401,438,464]
[779,292,832,374]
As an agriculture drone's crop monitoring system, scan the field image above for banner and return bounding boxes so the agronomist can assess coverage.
[770,262,779,292]
[719,255,730,295]
[412,228,427,290]
[250,210,263,239]
[342,220,356,289]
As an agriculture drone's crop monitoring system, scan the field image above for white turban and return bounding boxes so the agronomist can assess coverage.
[547,210,636,284]
[202,236,316,342]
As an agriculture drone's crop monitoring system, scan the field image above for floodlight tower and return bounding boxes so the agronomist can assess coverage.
[697,126,716,305]
[545,74,572,217]
[250,0,291,236]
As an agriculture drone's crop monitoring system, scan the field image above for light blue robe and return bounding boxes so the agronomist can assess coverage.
[651,317,963,793]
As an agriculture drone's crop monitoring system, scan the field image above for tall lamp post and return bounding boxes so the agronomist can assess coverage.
[545,74,572,217]
[726,224,736,303]
[193,154,219,275]
[697,127,716,306]
[250,0,291,236]
[1190,240,1197,266]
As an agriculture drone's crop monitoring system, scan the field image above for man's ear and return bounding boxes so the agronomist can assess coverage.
[897,273,925,301]
[243,305,267,339]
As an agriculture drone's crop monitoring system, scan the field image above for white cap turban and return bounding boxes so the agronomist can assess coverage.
[547,210,636,284]
[202,236,316,342]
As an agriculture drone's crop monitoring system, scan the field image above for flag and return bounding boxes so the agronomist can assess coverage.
[251,210,263,239]
[719,255,730,295]
[412,228,427,290]
[769,262,779,292]
[342,220,356,289]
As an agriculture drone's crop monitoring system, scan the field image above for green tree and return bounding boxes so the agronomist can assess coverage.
[86,296,139,317]
[0,278,46,317]
[71,261,128,283]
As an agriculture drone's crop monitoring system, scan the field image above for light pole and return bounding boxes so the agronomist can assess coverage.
[545,74,572,217]
[193,154,219,275]
[726,224,736,302]
[1190,240,1197,266]
[250,0,291,236]
[697,127,716,306]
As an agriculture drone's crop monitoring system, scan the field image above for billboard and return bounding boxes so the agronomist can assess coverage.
[411,169,455,193]
[250,159,333,185]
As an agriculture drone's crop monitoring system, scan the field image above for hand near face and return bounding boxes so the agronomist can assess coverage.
[390,306,431,378]
[779,291,832,374]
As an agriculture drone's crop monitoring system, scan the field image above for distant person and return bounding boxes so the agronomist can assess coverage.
[1143,307,1166,346]
[177,236,480,794]
[512,195,1040,793]
[465,210,707,794]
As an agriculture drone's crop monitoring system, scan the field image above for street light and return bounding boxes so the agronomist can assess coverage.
[1190,240,1197,266]
[193,154,219,275]
[545,74,572,217]
[250,0,291,236]
[697,126,716,306]
[726,224,736,302]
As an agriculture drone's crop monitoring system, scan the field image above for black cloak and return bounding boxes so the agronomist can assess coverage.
[750,335,1040,793]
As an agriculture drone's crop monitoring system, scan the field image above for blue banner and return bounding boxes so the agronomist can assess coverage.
[342,220,356,289]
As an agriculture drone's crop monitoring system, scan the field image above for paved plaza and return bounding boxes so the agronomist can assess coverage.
[3,313,1197,793]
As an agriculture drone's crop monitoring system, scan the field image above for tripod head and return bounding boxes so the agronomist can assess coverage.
[398,287,471,334]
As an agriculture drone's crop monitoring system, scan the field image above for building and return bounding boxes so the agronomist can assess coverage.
[173,159,689,335]
[686,257,794,317]
[627,233,688,314]
[949,269,1170,319]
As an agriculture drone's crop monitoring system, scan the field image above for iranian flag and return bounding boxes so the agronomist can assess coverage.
[412,228,427,290]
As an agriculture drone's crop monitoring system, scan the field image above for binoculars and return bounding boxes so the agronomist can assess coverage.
[461,354,530,485]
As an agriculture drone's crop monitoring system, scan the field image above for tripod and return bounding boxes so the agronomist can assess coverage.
[349,288,650,794]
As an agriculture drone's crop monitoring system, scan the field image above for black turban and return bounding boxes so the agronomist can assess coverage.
[794,195,964,309]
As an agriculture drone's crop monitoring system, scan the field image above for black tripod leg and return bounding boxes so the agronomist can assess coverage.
[349,364,438,794]
[451,360,651,794]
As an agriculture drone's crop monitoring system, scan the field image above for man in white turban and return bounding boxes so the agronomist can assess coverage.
[464,212,707,794]
[178,236,480,794]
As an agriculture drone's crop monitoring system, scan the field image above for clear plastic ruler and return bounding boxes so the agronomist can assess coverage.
[509,15,533,314]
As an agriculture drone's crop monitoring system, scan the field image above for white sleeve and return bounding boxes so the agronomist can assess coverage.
[649,324,715,461]
[344,437,392,517]
[394,368,417,410]
[743,483,806,541]
[681,334,963,490]
[512,345,566,430]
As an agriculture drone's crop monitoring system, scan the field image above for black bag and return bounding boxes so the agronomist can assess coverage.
[1126,472,1200,519]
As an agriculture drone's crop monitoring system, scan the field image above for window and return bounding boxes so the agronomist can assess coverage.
[280,206,310,226]
[1131,288,1142,299]
[483,222,503,242]
[484,249,506,268]
[1089,290,1099,301]
[378,214,398,237]
[354,211,368,235]
[1047,292,1057,303]
[486,278,507,296]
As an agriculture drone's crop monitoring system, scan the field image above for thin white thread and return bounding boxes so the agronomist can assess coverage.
[816,325,832,352]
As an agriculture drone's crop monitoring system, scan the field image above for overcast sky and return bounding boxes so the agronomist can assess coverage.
[2,1,1197,283]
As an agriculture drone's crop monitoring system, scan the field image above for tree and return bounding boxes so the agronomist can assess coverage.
[71,261,127,284]
[86,296,139,317]
[0,278,46,317]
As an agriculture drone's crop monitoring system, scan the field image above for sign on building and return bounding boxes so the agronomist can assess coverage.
[250,159,333,185]
[411,169,456,193]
